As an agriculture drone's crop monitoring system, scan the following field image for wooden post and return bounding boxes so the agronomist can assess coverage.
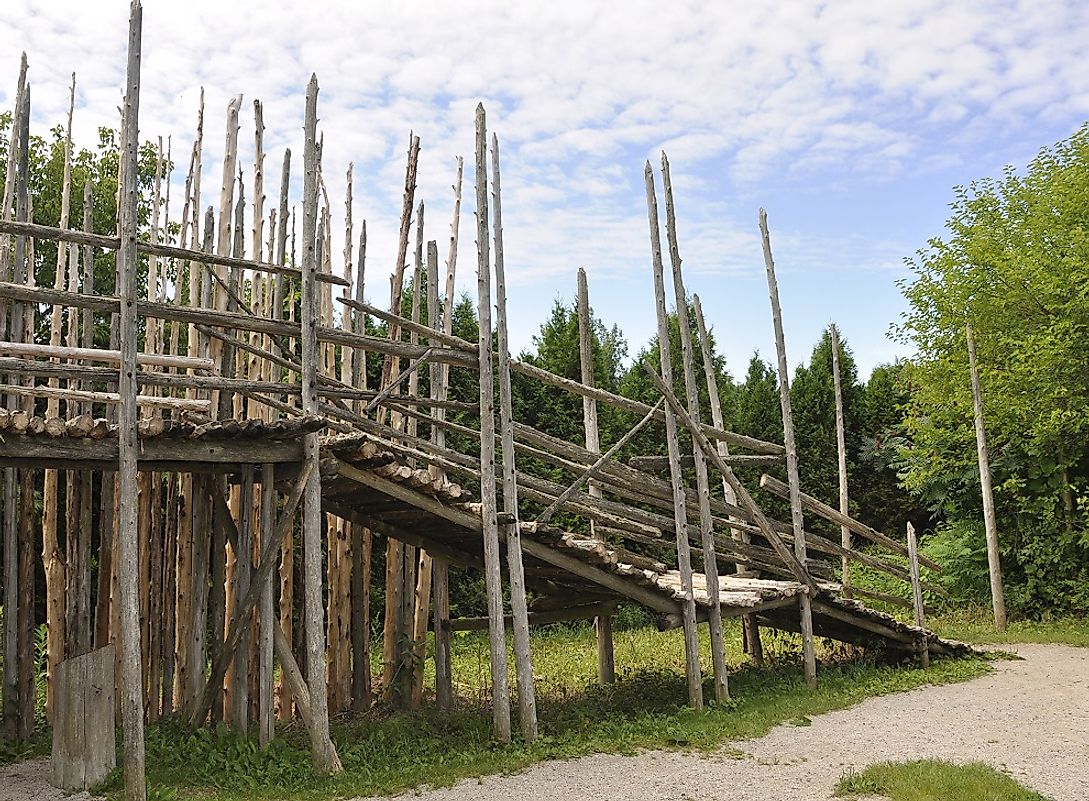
[474,104,512,742]
[431,160,461,712]
[906,522,929,668]
[758,209,817,689]
[432,557,452,710]
[300,74,342,774]
[576,268,615,684]
[692,294,762,666]
[830,323,851,598]
[644,162,702,710]
[349,217,371,714]
[661,154,728,702]
[2,55,27,741]
[966,323,1006,631]
[116,4,147,796]
[492,133,538,742]
[42,74,76,721]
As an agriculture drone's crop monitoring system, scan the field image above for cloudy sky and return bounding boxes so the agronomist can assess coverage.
[2,0,1087,379]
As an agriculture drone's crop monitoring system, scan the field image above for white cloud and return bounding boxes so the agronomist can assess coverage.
[0,0,1086,373]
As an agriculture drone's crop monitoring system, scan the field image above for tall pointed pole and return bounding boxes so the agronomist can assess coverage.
[474,104,512,742]
[829,323,851,598]
[492,133,538,742]
[576,268,615,684]
[300,74,342,773]
[660,154,728,702]
[759,209,817,689]
[645,163,702,710]
[117,4,146,797]
[966,323,1007,631]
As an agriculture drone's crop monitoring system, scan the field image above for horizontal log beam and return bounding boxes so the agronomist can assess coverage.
[0,217,348,285]
[446,601,617,632]
[759,474,942,572]
[0,434,304,465]
[629,454,784,470]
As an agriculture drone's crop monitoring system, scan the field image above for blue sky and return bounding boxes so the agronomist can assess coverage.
[3,0,1088,380]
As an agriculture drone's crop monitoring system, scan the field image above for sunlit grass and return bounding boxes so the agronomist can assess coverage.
[836,759,1053,801]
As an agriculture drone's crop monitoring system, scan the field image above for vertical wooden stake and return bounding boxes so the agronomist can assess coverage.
[645,162,702,710]
[300,74,342,774]
[575,269,615,684]
[692,295,762,666]
[474,104,512,743]
[2,54,27,742]
[829,323,851,598]
[966,323,1006,632]
[759,208,817,690]
[492,133,538,742]
[661,153,728,703]
[906,522,929,668]
[116,3,147,796]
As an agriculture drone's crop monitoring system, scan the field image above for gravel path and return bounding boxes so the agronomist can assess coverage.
[364,643,1087,801]
[6,643,1086,800]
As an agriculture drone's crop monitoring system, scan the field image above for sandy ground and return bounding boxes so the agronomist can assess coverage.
[7,643,1087,800]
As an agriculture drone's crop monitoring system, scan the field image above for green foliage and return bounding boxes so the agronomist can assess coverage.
[837,759,1053,801]
[896,124,1089,616]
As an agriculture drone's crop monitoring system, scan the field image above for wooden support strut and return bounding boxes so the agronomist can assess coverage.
[644,161,702,711]
[190,461,312,726]
[116,4,147,797]
[474,105,512,743]
[758,208,816,690]
[640,360,818,595]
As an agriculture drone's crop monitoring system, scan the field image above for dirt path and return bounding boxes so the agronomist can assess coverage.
[6,644,1086,800]
[366,643,1087,801]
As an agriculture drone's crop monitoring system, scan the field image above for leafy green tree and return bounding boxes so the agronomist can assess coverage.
[896,124,1089,615]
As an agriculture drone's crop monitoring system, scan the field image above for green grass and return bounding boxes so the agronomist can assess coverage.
[92,619,991,801]
[836,759,1053,800]
[929,608,1089,648]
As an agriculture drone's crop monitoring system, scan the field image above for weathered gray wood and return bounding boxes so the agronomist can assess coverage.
[757,474,943,573]
[0,282,469,366]
[0,340,213,370]
[829,324,852,597]
[645,161,702,710]
[661,154,728,702]
[535,398,663,525]
[758,209,817,689]
[510,356,784,455]
[299,75,342,774]
[116,5,147,797]
[629,454,782,470]
[640,360,818,594]
[966,323,1006,631]
[191,461,312,725]
[0,218,347,286]
[432,557,453,710]
[258,464,275,746]
[447,601,617,632]
[576,268,614,684]
[906,522,929,668]
[474,106,512,742]
[692,294,763,665]
[2,55,28,742]
[491,133,538,741]
[51,644,115,791]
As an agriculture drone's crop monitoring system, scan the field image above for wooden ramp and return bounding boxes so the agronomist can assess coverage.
[321,432,972,660]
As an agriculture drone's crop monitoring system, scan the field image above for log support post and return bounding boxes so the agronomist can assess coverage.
[759,209,817,690]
